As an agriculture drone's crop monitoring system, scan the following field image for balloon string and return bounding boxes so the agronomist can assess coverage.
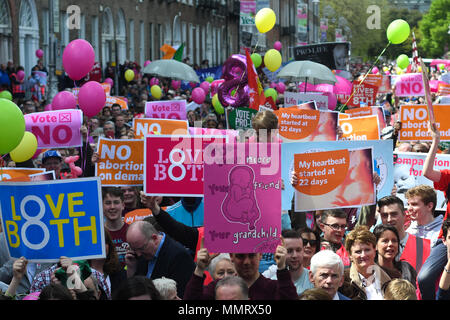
[339,41,391,112]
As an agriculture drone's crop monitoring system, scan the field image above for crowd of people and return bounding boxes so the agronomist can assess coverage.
[0,51,449,302]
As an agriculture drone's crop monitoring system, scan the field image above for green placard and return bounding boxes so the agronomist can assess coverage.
[228,107,258,130]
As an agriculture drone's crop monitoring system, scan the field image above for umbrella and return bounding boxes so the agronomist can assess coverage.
[276,61,337,91]
[142,59,200,83]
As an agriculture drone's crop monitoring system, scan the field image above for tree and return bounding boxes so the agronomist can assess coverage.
[418,0,450,58]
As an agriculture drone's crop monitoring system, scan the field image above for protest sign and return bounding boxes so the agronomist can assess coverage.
[293,148,376,211]
[144,135,227,196]
[124,208,153,225]
[274,108,338,142]
[293,42,350,71]
[0,178,105,262]
[394,151,449,211]
[394,73,424,97]
[188,127,238,142]
[145,100,187,120]
[0,168,46,181]
[364,74,382,87]
[399,104,450,141]
[281,140,393,210]
[378,75,392,94]
[227,107,258,130]
[29,171,56,181]
[344,106,386,129]
[132,118,189,139]
[204,142,281,253]
[284,92,328,109]
[25,109,83,149]
[346,82,378,107]
[105,96,128,110]
[438,83,450,96]
[96,138,144,186]
[338,115,380,141]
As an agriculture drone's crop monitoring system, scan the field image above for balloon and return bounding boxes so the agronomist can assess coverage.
[276,82,286,94]
[322,92,337,110]
[104,77,114,87]
[10,131,38,163]
[397,54,410,70]
[150,77,159,86]
[200,81,210,94]
[217,79,249,108]
[125,69,135,82]
[439,64,446,71]
[62,39,95,80]
[372,67,379,74]
[212,94,224,115]
[0,90,12,101]
[78,81,107,117]
[251,53,262,68]
[264,49,282,72]
[270,82,276,88]
[36,49,43,59]
[385,70,391,75]
[205,76,214,83]
[44,104,52,111]
[255,8,276,33]
[17,70,25,81]
[192,87,206,104]
[0,98,25,154]
[264,87,278,102]
[144,60,151,67]
[274,41,282,51]
[386,19,410,44]
[151,85,162,99]
[211,79,224,96]
[171,80,181,90]
[51,91,77,110]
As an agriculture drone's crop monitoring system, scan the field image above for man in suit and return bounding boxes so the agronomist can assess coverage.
[125,220,196,297]
[309,250,351,300]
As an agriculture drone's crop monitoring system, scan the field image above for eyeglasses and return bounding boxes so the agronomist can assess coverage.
[302,238,318,247]
[131,238,150,253]
[322,222,347,231]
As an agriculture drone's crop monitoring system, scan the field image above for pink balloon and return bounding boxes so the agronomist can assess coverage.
[333,75,352,95]
[78,81,106,117]
[323,92,337,110]
[200,81,210,94]
[274,41,282,51]
[104,77,114,87]
[16,70,25,81]
[276,82,286,94]
[192,87,206,104]
[315,83,334,93]
[211,79,224,96]
[270,82,277,88]
[52,91,77,110]
[171,80,181,90]
[62,39,95,80]
[385,70,391,75]
[372,67,379,74]
[144,60,151,67]
[44,104,52,111]
[150,77,159,86]
[298,82,317,91]
[35,49,43,59]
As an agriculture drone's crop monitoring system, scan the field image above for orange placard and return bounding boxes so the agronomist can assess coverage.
[399,104,450,141]
[338,115,380,141]
[338,113,350,120]
[0,168,46,181]
[132,118,189,139]
[274,109,320,140]
[294,149,349,195]
[364,74,382,87]
[345,107,373,117]
[438,83,450,96]
[124,209,153,225]
[105,96,128,110]
[96,138,144,186]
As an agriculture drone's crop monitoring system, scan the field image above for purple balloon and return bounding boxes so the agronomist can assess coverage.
[210,79,224,96]
[217,78,249,108]
[52,91,77,111]
[192,87,206,104]
[200,81,210,94]
[62,39,95,81]
[276,82,286,94]
[36,49,44,59]
[78,81,106,117]
[270,82,277,88]
[150,77,159,86]
[274,41,282,51]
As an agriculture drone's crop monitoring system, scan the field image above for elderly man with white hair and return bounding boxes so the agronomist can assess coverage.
[308,250,351,300]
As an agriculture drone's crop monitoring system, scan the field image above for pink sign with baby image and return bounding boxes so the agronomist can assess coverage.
[203,143,281,253]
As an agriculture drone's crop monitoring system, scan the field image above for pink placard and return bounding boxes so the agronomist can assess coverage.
[25,109,83,149]
[144,135,226,196]
[204,143,282,253]
[394,73,424,97]
[145,100,187,120]
[188,127,238,142]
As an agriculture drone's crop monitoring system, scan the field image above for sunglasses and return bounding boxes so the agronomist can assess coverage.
[302,238,317,247]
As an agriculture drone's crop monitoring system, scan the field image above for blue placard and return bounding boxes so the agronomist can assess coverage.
[0,178,105,262]
[281,140,394,210]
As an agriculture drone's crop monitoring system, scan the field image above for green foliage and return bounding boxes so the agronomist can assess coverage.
[418,0,450,58]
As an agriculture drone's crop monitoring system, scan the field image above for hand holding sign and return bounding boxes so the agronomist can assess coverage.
[275,237,287,270]
[12,256,28,280]
[428,121,440,142]
[139,191,162,216]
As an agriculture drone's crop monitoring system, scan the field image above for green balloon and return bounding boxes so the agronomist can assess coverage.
[264,88,278,102]
[0,98,25,154]
[212,94,224,114]
[397,54,410,70]
[0,90,12,101]
[251,53,262,68]
[205,76,214,83]
[387,19,410,44]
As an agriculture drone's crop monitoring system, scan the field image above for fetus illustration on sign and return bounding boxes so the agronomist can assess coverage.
[221,165,261,230]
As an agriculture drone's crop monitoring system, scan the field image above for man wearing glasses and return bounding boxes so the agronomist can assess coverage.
[318,210,351,267]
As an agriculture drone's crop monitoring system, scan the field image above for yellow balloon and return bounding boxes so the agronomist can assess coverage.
[264,49,282,72]
[125,69,135,82]
[151,85,162,99]
[10,131,38,163]
[255,8,276,33]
